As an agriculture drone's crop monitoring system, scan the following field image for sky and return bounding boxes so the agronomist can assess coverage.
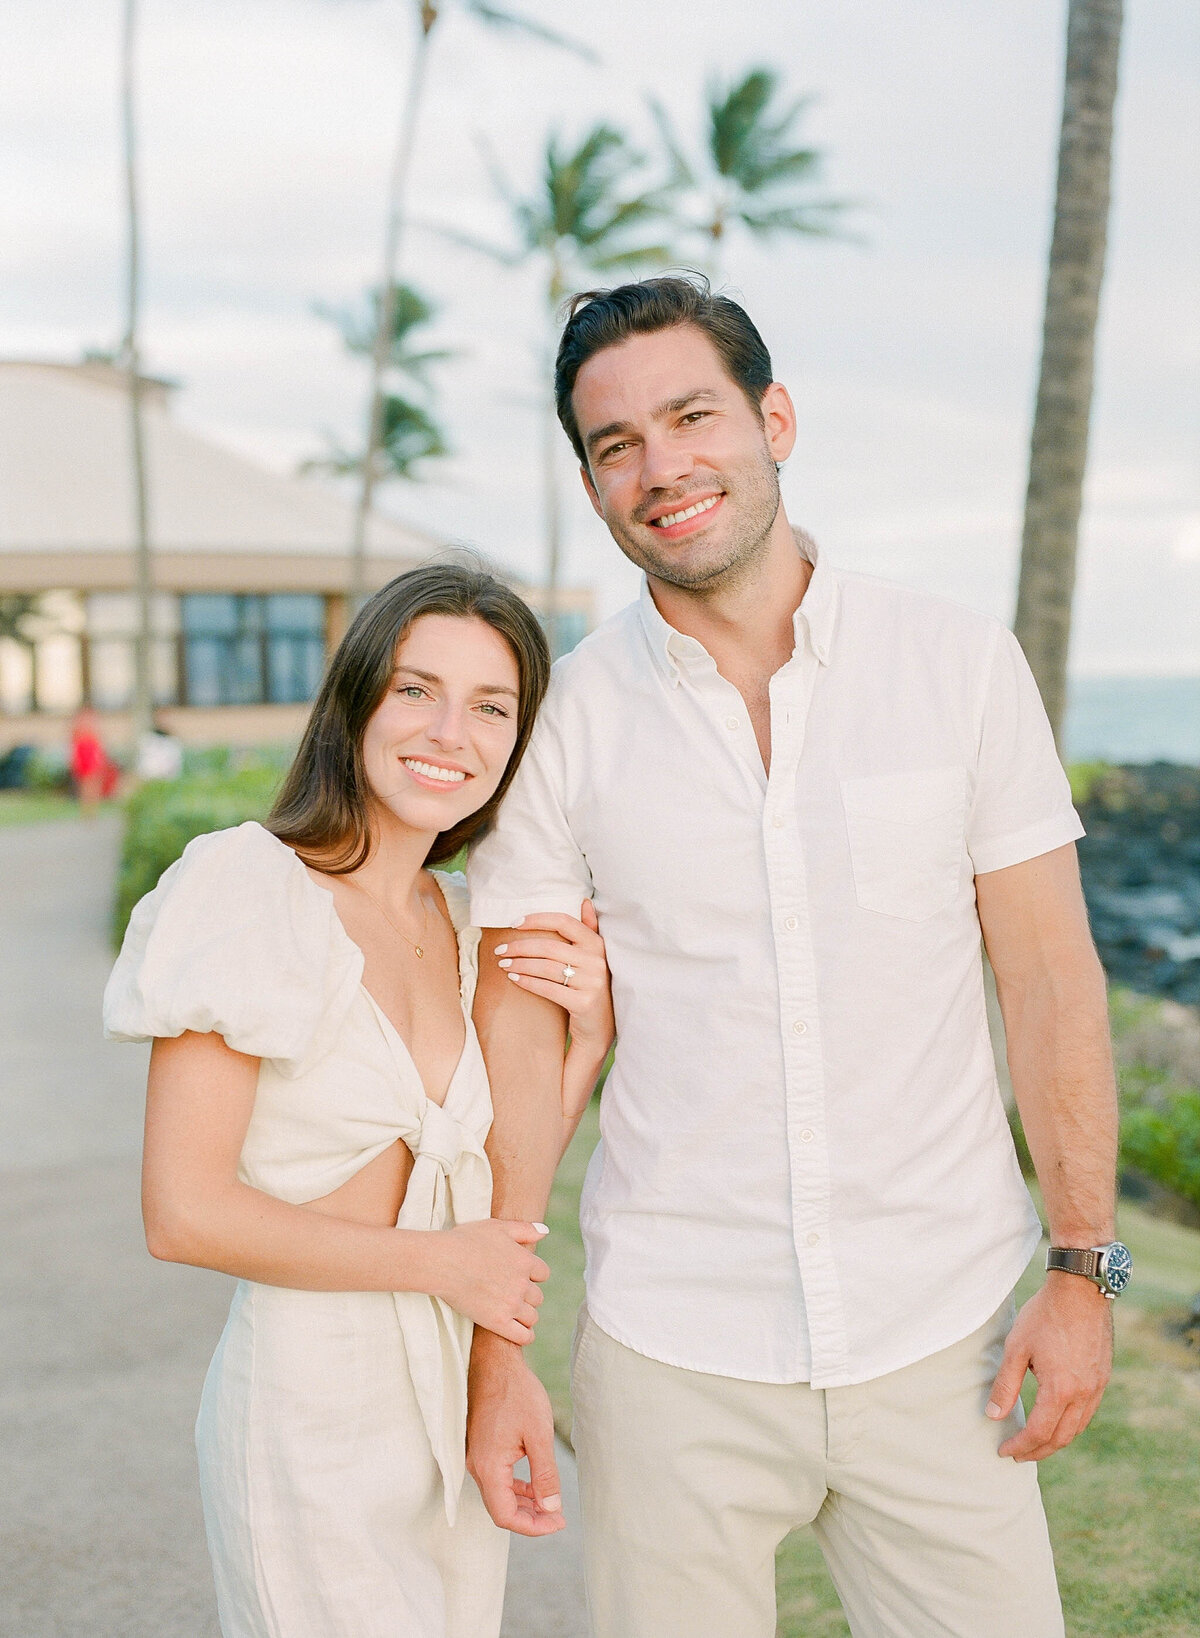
[2,0,1197,675]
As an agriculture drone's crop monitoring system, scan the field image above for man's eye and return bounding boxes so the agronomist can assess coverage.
[682,411,708,424]
[599,442,627,461]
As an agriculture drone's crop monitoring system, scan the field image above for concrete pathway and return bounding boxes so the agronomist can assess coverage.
[0,816,586,1636]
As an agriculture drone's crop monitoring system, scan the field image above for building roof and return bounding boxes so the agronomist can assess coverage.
[0,360,441,560]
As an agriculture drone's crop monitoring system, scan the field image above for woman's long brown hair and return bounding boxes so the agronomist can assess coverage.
[267,561,551,873]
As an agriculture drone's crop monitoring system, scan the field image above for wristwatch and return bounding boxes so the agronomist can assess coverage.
[1045,1242,1132,1299]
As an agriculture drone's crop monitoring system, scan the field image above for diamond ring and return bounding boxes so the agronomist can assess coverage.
[562,964,577,986]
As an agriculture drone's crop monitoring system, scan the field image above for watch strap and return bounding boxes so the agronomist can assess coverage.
[1046,1246,1102,1279]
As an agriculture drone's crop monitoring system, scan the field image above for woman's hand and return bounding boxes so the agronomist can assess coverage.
[426,1219,550,1345]
[494,902,615,1057]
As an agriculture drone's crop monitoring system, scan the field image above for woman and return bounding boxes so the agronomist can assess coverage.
[103,564,614,1638]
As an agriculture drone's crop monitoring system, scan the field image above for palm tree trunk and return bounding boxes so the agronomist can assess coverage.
[1014,0,1123,745]
[121,0,154,745]
[349,6,436,613]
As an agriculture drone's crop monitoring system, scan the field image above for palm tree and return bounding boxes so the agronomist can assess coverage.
[307,282,451,481]
[345,1,594,610]
[651,68,852,280]
[120,0,154,743]
[1014,0,1124,746]
[443,123,679,651]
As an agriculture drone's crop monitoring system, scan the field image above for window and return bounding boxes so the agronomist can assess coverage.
[86,593,179,709]
[182,594,325,707]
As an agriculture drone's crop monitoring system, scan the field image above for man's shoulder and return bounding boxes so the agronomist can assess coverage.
[545,599,648,697]
[833,565,1006,654]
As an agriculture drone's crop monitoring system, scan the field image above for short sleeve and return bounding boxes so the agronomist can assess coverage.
[467,730,591,928]
[103,822,362,1072]
[430,869,482,1013]
[966,628,1085,874]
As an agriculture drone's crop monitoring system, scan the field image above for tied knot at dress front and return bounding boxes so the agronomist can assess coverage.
[103,821,507,1638]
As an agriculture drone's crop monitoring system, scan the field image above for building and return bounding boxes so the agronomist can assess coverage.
[0,359,591,751]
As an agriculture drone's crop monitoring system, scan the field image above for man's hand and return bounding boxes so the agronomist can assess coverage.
[986,1274,1113,1460]
[467,1331,566,1536]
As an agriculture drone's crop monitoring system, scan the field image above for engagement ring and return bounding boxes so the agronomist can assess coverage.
[562,964,576,986]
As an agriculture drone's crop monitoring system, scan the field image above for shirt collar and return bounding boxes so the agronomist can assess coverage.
[637,530,840,685]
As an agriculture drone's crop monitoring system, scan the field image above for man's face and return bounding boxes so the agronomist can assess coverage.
[571,324,796,592]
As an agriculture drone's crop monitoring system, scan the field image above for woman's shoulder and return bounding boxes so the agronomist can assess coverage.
[103,822,362,1067]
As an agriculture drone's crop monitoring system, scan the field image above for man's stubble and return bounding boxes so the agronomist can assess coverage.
[602,438,784,602]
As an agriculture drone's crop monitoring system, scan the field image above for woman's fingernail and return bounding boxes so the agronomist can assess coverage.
[533,1223,550,1235]
[507,972,521,983]
[494,944,508,955]
[498,958,512,968]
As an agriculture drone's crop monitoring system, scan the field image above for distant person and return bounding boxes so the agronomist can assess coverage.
[69,707,119,811]
[465,277,1131,1638]
[103,565,614,1638]
[134,714,184,782]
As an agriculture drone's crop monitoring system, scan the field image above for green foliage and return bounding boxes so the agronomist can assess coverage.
[112,766,282,947]
[1120,1070,1200,1211]
[306,280,452,482]
[1067,758,1114,805]
[651,67,853,268]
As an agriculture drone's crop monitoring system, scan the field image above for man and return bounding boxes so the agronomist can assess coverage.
[466,276,1126,1637]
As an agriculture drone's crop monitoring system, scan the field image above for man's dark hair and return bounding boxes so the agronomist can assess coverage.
[554,274,774,465]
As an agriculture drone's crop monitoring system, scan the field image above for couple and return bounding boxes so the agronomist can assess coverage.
[105,276,1125,1638]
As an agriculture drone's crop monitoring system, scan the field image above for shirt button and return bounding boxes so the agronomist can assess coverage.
[800,1128,814,1142]
[725,716,739,730]
[792,1020,807,1036]
[806,1231,820,1246]
[784,915,798,931]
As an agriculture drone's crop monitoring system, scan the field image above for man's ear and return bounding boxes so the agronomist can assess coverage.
[580,463,604,520]
[762,381,797,465]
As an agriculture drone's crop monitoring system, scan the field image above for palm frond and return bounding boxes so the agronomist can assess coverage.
[647,97,697,190]
[736,200,856,240]
[424,219,524,264]
[464,2,598,62]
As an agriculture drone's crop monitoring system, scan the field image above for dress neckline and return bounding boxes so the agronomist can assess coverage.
[252,823,472,1108]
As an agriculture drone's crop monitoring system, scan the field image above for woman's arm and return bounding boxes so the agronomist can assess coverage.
[142,1030,548,1343]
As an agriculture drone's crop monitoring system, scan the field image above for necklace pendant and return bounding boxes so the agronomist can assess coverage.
[414,946,424,959]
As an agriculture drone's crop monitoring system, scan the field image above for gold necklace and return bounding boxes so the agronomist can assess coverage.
[351,878,431,959]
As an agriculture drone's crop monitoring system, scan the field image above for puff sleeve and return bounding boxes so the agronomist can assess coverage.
[103,822,362,1074]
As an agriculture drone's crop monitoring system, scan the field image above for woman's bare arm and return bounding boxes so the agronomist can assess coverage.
[142,1030,547,1342]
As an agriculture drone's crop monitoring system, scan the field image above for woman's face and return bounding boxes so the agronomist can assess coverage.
[360,613,522,839]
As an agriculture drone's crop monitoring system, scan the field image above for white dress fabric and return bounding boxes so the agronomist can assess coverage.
[103,821,508,1638]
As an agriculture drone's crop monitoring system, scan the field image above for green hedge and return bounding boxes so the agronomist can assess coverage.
[1119,1065,1200,1213]
[112,766,282,946]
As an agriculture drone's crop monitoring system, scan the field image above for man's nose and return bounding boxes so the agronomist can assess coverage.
[638,432,693,494]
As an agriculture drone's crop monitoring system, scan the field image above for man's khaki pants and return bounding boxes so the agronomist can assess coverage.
[570,1301,1064,1638]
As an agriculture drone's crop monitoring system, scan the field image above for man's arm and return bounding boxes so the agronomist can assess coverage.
[468,930,570,1535]
[976,841,1117,1461]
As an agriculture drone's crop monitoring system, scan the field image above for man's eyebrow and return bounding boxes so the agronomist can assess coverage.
[583,388,723,453]
[394,664,518,698]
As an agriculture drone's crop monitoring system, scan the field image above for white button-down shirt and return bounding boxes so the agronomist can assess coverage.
[468,543,1085,1387]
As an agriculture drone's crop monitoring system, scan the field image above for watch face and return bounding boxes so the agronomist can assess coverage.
[1101,1243,1133,1293]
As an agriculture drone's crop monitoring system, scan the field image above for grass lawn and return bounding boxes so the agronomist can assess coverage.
[529,1105,1200,1638]
[0,790,86,827]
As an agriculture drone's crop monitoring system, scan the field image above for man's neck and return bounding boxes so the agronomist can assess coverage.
[646,508,813,682]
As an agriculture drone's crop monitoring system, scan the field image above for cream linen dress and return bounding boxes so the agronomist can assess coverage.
[103,821,509,1638]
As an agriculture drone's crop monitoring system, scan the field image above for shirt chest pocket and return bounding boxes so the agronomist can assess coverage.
[840,766,968,921]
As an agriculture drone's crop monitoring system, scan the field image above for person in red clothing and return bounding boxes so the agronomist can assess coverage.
[69,708,119,811]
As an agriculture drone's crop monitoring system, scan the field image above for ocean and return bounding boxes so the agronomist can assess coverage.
[1063,676,1200,766]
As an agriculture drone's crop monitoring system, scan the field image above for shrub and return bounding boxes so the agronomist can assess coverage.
[1119,1066,1200,1213]
[112,766,282,946]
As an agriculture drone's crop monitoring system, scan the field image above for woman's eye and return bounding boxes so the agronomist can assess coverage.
[399,685,427,700]
[477,702,510,718]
